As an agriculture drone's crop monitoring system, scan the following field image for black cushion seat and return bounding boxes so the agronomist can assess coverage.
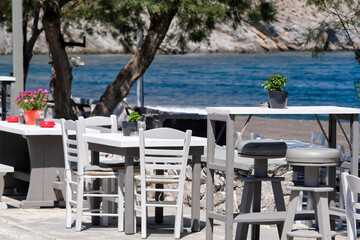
[286,147,339,165]
[237,139,287,158]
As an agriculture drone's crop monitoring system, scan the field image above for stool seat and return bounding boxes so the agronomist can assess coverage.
[238,139,287,158]
[286,147,339,164]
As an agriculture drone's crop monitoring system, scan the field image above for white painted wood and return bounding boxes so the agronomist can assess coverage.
[206,106,360,116]
[82,132,205,148]
[136,127,192,239]
[341,172,360,240]
[60,117,124,232]
[0,120,99,136]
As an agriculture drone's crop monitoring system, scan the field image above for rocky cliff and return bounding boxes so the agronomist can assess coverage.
[0,0,354,55]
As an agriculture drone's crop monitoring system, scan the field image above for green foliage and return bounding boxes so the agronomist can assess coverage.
[306,0,360,62]
[262,73,287,91]
[127,111,141,122]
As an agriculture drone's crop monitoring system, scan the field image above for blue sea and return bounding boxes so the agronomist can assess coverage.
[1,52,360,118]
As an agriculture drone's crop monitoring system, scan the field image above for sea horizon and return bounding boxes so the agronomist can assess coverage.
[1,51,360,119]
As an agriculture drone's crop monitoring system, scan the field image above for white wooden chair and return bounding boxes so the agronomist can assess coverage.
[134,127,192,239]
[77,115,125,228]
[341,172,360,240]
[60,118,124,232]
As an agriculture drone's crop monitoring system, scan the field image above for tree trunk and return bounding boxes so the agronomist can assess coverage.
[42,0,77,120]
[23,3,43,87]
[91,6,179,116]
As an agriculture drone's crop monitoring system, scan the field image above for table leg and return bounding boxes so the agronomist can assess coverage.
[21,135,64,208]
[191,154,201,232]
[1,81,7,121]
[125,155,135,234]
[91,151,100,225]
[155,169,164,223]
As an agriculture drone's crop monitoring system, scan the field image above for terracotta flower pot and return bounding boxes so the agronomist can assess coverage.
[24,110,37,125]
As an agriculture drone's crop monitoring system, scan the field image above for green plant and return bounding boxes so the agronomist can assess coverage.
[262,73,287,91]
[127,111,141,122]
[13,88,50,111]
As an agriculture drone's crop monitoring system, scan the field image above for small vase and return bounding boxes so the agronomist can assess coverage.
[24,110,37,125]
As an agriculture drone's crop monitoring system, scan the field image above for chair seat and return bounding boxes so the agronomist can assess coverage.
[134,174,180,184]
[237,139,287,158]
[286,147,340,164]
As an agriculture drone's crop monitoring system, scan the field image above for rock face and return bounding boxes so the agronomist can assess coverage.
[0,0,355,55]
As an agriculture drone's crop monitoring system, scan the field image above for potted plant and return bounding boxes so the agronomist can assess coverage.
[13,88,50,125]
[122,111,141,136]
[262,73,288,108]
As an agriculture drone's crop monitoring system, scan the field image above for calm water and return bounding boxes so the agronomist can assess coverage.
[1,52,360,118]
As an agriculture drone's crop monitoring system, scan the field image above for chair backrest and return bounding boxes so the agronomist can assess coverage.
[139,127,192,193]
[60,118,86,177]
[341,172,360,240]
[77,115,118,163]
[78,115,117,133]
[310,132,325,146]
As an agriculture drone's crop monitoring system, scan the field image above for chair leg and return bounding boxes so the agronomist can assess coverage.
[281,190,300,240]
[75,176,84,232]
[141,183,147,239]
[174,204,183,239]
[65,182,72,228]
[118,173,124,232]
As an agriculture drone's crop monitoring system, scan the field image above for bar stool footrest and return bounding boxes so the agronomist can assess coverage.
[239,176,285,182]
[286,185,333,192]
[287,229,337,238]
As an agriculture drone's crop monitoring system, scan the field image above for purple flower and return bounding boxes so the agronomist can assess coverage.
[17,97,21,101]
[24,99,29,103]
[30,99,34,102]
[43,98,47,101]
[44,90,48,94]
[33,95,37,98]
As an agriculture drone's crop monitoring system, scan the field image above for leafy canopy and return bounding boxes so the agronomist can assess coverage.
[306,0,360,63]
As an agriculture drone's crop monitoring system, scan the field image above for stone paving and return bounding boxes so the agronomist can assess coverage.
[0,196,350,240]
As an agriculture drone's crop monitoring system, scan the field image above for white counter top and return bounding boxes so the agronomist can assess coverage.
[206,106,360,115]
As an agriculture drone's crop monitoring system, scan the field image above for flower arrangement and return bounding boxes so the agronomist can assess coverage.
[14,88,50,111]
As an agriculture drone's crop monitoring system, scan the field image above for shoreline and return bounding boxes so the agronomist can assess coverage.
[235,115,353,152]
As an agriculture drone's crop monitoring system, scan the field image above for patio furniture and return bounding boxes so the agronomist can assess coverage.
[0,163,14,209]
[60,118,124,232]
[77,115,125,228]
[82,132,206,234]
[134,127,192,239]
[281,147,339,240]
[205,106,360,240]
[235,139,287,240]
[341,172,360,240]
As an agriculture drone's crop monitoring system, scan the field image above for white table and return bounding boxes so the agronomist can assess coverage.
[205,106,360,240]
[0,121,98,208]
[0,121,65,208]
[82,132,207,234]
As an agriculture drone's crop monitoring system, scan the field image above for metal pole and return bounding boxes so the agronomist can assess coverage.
[136,30,144,107]
[10,0,24,116]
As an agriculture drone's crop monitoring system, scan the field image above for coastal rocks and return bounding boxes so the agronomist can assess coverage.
[0,0,357,55]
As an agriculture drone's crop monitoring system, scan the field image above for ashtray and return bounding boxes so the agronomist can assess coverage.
[6,116,19,123]
[38,121,55,128]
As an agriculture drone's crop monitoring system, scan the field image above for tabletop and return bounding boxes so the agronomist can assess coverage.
[206,106,360,115]
[83,132,207,148]
[0,121,62,135]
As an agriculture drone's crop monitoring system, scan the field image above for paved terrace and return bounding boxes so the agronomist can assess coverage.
[0,196,350,240]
